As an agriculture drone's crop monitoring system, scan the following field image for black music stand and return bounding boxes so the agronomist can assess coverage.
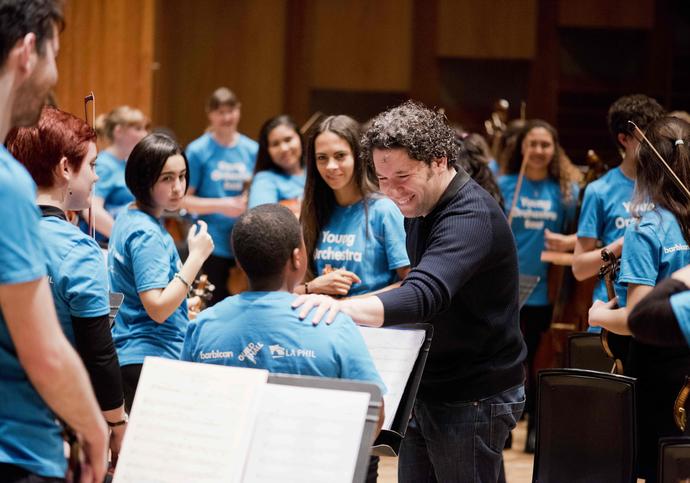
[519,274,540,309]
[108,292,124,328]
[268,374,383,483]
[371,323,433,457]
[658,436,690,482]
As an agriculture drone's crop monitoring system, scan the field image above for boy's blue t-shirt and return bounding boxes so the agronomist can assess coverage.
[248,170,305,208]
[577,167,648,303]
[94,150,134,220]
[109,208,189,365]
[313,197,409,296]
[40,215,110,344]
[0,146,65,477]
[181,291,386,393]
[498,174,578,306]
[618,207,690,307]
[671,291,690,347]
[186,133,258,259]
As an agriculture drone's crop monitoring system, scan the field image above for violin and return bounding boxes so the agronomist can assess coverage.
[188,274,215,319]
[598,247,627,374]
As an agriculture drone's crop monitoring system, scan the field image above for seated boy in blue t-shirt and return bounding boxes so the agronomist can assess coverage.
[181,203,385,415]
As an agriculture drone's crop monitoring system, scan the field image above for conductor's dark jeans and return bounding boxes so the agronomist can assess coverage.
[398,384,525,483]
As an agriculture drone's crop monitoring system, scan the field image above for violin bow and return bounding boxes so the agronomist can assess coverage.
[84,92,96,238]
[507,154,528,225]
[628,120,690,201]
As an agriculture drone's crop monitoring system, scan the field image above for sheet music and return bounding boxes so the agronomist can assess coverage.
[242,384,370,483]
[358,326,426,429]
[113,357,268,483]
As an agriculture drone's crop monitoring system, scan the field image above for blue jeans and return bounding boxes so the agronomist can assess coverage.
[398,384,525,483]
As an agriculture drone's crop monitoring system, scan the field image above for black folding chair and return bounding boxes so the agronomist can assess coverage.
[659,436,690,483]
[533,368,637,483]
[566,332,616,373]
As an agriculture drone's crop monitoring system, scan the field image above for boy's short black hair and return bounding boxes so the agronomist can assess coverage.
[232,204,302,282]
[607,94,665,149]
[125,133,189,209]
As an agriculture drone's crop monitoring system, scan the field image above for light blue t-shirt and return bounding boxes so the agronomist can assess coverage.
[0,146,65,477]
[40,214,110,344]
[109,208,189,365]
[670,291,690,347]
[186,133,258,259]
[618,207,690,307]
[577,167,653,304]
[94,150,134,220]
[181,291,385,393]
[313,196,409,296]
[248,170,306,208]
[498,174,578,306]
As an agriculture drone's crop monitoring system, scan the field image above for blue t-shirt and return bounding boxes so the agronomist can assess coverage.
[313,197,409,296]
[577,167,651,303]
[186,133,258,259]
[248,170,306,208]
[498,174,578,306]
[618,207,690,307]
[670,291,690,347]
[40,215,110,344]
[94,150,134,220]
[0,146,65,477]
[109,208,189,365]
[181,291,385,392]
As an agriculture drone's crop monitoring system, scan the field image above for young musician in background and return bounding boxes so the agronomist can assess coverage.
[184,87,258,306]
[589,116,690,480]
[498,120,579,452]
[7,106,128,465]
[109,134,214,411]
[88,106,149,239]
[248,115,305,215]
[297,115,410,297]
[0,1,108,480]
[573,95,664,319]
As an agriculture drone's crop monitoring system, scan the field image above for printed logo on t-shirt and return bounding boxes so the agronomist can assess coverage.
[238,342,264,364]
[269,344,316,359]
[210,161,250,192]
[199,349,234,360]
[616,201,655,229]
[314,230,362,262]
[664,243,690,254]
[512,196,557,230]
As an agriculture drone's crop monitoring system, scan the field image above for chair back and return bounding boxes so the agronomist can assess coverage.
[659,436,690,483]
[566,332,615,373]
[533,368,637,483]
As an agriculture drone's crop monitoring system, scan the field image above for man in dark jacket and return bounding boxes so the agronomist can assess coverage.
[295,100,527,482]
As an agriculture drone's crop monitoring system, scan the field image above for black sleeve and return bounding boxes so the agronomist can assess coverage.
[71,314,125,410]
[628,278,690,348]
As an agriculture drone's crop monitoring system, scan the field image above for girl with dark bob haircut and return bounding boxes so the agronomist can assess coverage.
[110,133,214,411]
[6,105,128,466]
[297,115,410,297]
[248,114,306,215]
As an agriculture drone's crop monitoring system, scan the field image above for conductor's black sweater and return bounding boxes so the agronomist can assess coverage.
[378,169,527,402]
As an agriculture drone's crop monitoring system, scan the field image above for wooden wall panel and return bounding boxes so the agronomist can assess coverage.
[153,0,286,145]
[559,0,655,29]
[308,0,412,92]
[437,0,537,59]
[55,0,155,122]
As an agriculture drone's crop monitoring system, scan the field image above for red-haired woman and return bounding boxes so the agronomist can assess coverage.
[7,106,128,466]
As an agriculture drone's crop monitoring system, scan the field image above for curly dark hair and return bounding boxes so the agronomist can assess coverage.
[607,94,665,150]
[361,100,458,168]
[633,116,690,244]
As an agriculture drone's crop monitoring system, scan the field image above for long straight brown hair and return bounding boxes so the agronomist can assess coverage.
[299,115,378,278]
